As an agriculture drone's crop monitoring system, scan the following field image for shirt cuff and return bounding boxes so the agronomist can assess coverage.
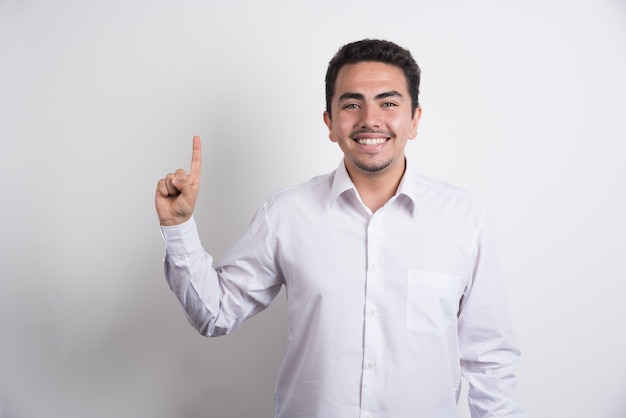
[160,216,202,256]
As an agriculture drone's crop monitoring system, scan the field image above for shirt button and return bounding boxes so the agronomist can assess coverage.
[371,263,379,270]
[367,361,376,369]
[370,309,379,316]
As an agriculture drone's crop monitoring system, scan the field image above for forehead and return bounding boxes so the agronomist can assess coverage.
[335,61,408,94]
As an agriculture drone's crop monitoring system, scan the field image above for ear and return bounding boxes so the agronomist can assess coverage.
[408,106,422,140]
[323,111,338,142]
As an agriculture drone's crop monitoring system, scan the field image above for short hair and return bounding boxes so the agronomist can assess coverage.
[325,39,421,119]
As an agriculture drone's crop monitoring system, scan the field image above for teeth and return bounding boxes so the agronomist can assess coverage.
[357,138,387,145]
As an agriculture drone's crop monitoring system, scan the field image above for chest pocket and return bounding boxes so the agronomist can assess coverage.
[406,270,463,336]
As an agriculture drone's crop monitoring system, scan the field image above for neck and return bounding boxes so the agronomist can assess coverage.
[346,158,406,213]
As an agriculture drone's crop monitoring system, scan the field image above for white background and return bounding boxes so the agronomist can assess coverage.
[1,0,625,417]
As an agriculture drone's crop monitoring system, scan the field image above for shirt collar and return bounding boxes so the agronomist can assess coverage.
[330,160,357,208]
[395,159,420,216]
[330,158,420,216]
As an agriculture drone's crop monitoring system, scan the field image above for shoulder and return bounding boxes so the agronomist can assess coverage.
[416,173,481,203]
[263,170,335,210]
[409,170,487,226]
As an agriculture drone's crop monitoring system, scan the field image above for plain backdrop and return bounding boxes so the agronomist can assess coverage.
[1,0,625,417]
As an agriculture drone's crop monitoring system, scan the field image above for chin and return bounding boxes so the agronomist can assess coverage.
[354,159,393,173]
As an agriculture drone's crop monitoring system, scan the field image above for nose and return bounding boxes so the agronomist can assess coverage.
[360,104,381,129]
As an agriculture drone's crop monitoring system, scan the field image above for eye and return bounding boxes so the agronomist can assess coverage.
[343,103,360,109]
[382,102,398,108]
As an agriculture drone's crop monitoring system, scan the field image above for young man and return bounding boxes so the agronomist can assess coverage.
[156,39,525,418]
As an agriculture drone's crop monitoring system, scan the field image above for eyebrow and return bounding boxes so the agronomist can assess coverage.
[338,90,404,102]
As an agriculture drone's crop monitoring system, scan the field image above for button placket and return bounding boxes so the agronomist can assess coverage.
[360,211,386,416]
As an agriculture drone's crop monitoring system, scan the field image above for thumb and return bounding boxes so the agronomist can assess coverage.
[172,171,200,217]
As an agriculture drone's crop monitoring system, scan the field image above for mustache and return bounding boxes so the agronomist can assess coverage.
[349,128,394,139]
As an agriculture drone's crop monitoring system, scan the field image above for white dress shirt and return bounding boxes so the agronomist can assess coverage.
[161,160,526,418]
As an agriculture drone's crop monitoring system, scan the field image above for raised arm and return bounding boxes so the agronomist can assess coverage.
[156,135,283,336]
[155,135,202,226]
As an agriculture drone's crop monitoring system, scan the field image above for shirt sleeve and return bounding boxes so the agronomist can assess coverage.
[458,214,527,418]
[160,207,283,337]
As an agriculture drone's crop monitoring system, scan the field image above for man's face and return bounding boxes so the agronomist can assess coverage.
[324,61,421,177]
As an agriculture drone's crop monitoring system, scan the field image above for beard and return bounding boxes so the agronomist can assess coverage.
[352,156,394,173]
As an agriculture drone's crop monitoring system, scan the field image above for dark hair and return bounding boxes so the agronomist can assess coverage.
[325,39,421,119]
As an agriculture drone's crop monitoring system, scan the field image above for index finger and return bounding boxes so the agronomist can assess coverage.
[189,135,202,178]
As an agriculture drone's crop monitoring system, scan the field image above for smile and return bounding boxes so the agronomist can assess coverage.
[356,137,388,146]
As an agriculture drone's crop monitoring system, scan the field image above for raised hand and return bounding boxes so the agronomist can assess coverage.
[155,136,202,226]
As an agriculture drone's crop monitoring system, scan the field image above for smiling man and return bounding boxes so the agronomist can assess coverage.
[324,59,421,212]
[156,39,526,418]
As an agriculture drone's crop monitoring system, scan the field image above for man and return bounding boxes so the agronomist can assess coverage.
[156,39,525,418]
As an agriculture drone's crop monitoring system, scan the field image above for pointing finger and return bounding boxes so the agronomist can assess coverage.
[189,135,202,178]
